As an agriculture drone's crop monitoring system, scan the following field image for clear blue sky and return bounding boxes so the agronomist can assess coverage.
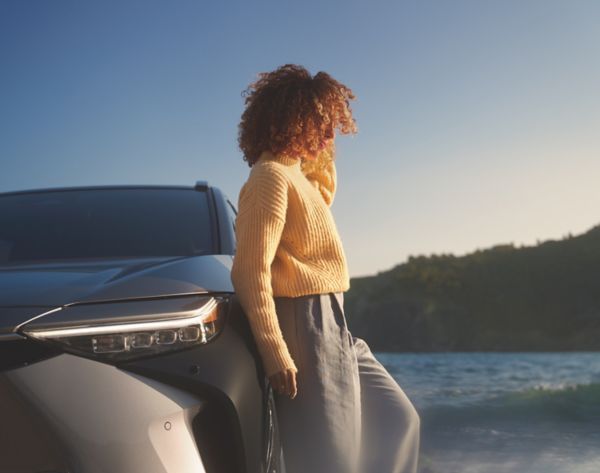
[2,0,599,277]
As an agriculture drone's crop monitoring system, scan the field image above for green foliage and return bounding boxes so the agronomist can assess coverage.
[345,224,600,352]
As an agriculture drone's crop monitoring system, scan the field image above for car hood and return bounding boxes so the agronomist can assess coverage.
[0,254,234,334]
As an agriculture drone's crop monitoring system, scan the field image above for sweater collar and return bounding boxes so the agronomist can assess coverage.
[257,150,301,168]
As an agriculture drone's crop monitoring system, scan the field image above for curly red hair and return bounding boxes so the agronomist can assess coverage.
[238,64,357,166]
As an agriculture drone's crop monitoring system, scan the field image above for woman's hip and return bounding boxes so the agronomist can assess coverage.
[273,292,352,371]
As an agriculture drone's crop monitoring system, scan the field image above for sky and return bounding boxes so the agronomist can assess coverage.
[1,0,599,277]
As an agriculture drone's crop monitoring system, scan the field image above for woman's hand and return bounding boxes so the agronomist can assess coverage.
[269,368,298,399]
[300,147,337,206]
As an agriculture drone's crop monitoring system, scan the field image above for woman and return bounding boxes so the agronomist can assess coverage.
[231,64,420,473]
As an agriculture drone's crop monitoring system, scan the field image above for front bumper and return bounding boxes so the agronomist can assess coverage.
[2,353,206,473]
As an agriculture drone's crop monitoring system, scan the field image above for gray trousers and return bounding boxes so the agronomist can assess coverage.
[273,292,420,473]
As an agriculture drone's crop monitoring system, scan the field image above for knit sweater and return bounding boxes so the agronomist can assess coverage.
[230,149,350,377]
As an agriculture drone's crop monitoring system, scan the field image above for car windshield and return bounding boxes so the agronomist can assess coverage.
[0,188,214,265]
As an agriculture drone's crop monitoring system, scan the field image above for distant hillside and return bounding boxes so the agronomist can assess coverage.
[345,224,600,352]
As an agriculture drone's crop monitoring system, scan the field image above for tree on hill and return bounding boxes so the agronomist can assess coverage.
[345,224,600,352]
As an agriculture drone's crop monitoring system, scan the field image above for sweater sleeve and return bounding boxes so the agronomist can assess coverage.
[301,149,337,206]
[230,167,298,377]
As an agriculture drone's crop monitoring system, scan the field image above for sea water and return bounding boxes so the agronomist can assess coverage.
[376,351,600,473]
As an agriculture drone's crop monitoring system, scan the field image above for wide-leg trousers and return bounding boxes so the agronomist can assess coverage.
[273,292,420,473]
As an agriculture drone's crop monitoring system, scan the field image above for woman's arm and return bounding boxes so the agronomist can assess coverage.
[230,167,298,378]
[301,149,337,206]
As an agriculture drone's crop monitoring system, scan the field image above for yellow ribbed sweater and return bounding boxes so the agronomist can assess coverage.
[230,149,350,377]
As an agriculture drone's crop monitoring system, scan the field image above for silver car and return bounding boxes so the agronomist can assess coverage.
[0,183,285,473]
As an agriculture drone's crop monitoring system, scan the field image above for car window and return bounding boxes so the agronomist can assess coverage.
[0,188,214,265]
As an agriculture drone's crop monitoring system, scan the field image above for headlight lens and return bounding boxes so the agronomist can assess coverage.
[21,296,227,361]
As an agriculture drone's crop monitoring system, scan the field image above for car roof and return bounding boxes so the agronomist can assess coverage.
[0,183,210,197]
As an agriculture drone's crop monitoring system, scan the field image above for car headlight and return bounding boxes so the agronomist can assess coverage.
[21,295,228,362]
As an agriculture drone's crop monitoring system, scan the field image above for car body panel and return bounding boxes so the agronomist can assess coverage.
[0,254,234,306]
[0,254,234,333]
[3,353,206,473]
[119,299,267,473]
[0,306,58,335]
